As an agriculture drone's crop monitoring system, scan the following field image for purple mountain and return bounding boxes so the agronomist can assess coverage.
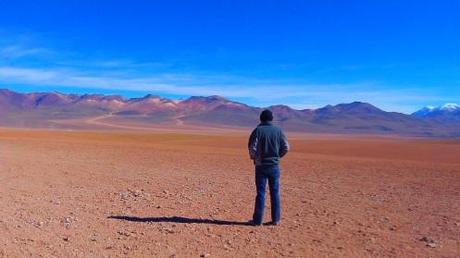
[0,89,459,137]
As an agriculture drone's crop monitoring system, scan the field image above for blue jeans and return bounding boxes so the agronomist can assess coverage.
[253,165,281,224]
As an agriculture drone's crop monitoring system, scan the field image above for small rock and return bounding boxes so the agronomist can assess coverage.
[420,236,431,242]
[427,242,437,248]
[117,230,131,237]
[120,192,129,200]
[200,254,210,257]
[63,217,75,229]
[63,237,69,242]
[420,236,438,248]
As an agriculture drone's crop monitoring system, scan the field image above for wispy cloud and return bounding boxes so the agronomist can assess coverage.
[0,65,451,113]
[0,66,279,96]
[0,45,51,58]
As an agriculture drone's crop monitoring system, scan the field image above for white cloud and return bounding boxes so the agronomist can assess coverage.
[0,45,51,58]
[0,66,368,98]
[0,66,452,114]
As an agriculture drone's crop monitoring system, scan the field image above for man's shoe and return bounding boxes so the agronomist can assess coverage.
[248,220,262,226]
[268,221,280,226]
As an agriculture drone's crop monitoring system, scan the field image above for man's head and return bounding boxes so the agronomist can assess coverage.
[260,109,273,122]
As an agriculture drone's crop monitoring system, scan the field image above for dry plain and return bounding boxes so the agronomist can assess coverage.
[0,128,459,257]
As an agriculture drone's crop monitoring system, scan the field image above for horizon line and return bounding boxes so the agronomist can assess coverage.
[1,87,451,115]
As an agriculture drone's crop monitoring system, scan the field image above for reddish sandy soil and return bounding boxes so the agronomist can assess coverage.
[0,128,459,257]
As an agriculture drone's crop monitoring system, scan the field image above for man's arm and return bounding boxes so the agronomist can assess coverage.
[248,129,258,160]
[279,131,289,158]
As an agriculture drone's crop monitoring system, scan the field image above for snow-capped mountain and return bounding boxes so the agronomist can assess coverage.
[441,103,460,111]
[412,106,436,117]
[412,103,460,121]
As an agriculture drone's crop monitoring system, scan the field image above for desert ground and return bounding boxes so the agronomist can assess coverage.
[0,128,459,257]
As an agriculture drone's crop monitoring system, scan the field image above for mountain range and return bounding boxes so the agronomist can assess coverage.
[1,88,459,137]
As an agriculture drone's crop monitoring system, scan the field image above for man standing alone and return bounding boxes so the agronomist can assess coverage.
[248,110,290,226]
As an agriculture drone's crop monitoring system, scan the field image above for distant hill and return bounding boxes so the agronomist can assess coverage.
[1,88,459,137]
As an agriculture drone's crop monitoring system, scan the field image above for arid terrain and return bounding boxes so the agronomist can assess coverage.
[0,128,459,257]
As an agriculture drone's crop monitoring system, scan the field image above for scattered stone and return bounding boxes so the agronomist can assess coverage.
[120,192,129,200]
[63,216,76,229]
[420,236,430,242]
[420,236,438,248]
[117,230,130,237]
[132,190,142,197]
[427,242,437,248]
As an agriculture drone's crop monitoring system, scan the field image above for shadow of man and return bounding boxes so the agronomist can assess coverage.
[108,215,251,226]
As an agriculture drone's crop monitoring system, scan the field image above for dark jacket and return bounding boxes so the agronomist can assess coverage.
[248,122,290,166]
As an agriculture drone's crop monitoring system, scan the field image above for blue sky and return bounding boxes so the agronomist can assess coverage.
[0,1,458,113]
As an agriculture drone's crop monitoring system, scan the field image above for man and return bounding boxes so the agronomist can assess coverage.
[248,109,289,226]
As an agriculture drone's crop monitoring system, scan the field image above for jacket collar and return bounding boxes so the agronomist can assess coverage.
[259,121,273,126]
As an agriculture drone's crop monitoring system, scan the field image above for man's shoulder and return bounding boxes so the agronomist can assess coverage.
[257,123,283,133]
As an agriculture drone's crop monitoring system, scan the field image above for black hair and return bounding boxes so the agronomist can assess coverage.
[260,109,273,122]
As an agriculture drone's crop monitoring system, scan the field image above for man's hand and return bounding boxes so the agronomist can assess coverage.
[248,129,258,160]
[279,132,290,158]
